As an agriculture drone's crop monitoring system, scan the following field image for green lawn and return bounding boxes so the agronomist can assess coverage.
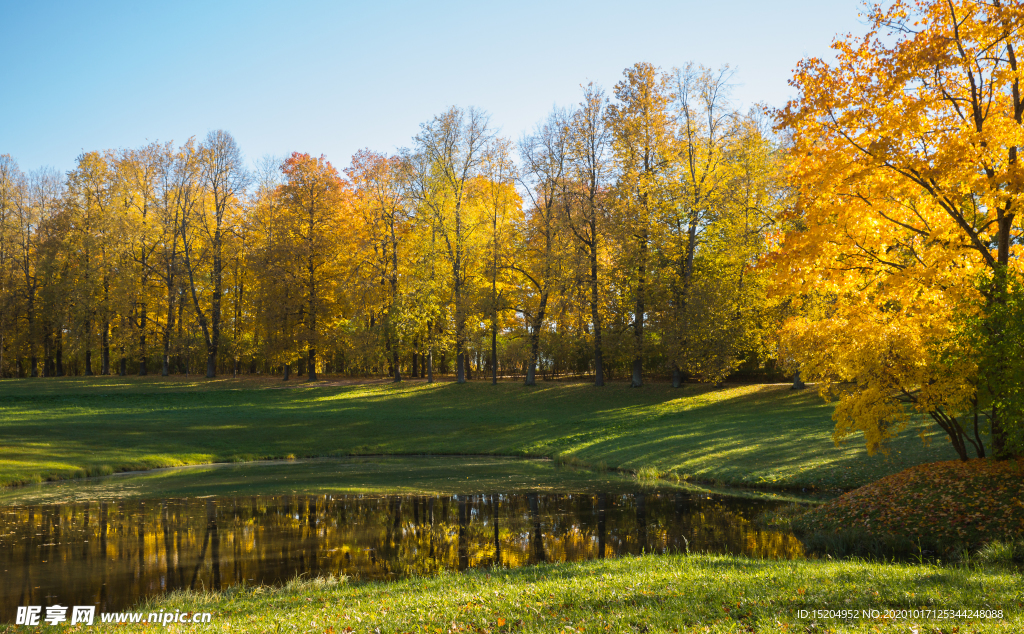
[0,456,716,505]
[90,553,1021,633]
[0,376,961,490]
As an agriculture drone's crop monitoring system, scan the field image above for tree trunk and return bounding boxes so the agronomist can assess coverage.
[42,334,51,377]
[308,347,317,382]
[55,329,64,376]
[138,305,147,376]
[454,262,466,384]
[626,240,643,389]
[792,370,806,390]
[491,323,498,385]
[282,363,290,381]
[84,317,93,376]
[590,244,604,387]
[101,321,110,375]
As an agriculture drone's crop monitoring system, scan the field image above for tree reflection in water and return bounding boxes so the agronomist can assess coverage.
[0,491,803,614]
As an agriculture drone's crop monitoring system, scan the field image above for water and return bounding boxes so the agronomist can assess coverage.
[0,459,804,616]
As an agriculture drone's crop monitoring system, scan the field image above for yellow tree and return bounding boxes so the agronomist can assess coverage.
[65,151,119,375]
[248,156,298,376]
[565,83,613,386]
[516,108,572,386]
[29,168,69,376]
[0,156,18,375]
[277,152,349,381]
[408,106,494,383]
[663,64,740,386]
[776,0,1024,458]
[674,114,782,384]
[480,138,519,384]
[114,142,169,375]
[606,62,674,387]
[181,130,248,378]
[348,149,408,381]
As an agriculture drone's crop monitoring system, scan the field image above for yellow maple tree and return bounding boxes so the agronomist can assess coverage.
[776,0,1023,459]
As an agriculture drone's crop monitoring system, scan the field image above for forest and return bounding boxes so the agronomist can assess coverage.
[0,63,784,388]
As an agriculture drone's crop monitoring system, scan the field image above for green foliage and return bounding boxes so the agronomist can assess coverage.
[962,269,1024,456]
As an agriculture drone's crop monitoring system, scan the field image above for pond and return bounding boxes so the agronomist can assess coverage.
[0,457,805,614]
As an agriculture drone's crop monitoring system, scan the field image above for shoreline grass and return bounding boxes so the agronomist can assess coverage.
[72,553,1023,633]
[0,376,961,492]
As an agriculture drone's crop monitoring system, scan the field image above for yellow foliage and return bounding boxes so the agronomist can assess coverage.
[774,0,1024,459]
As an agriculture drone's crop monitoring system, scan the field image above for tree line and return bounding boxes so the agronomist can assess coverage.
[0,62,785,386]
[2,0,1021,461]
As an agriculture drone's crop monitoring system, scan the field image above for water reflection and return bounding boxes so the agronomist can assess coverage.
[0,491,802,615]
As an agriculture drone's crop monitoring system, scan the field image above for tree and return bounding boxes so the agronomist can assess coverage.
[663,64,739,386]
[348,150,408,382]
[408,106,494,384]
[480,138,518,384]
[114,142,168,375]
[182,130,247,378]
[606,63,674,388]
[565,83,612,386]
[65,151,116,376]
[776,0,1024,458]
[517,108,572,386]
[0,156,22,376]
[277,152,349,381]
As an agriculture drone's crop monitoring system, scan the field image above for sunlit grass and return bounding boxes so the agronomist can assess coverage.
[109,553,1021,633]
[0,376,961,490]
[1,456,766,505]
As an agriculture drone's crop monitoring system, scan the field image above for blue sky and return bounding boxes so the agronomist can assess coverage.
[0,0,866,173]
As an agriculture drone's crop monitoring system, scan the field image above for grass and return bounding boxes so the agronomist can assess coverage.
[44,553,1022,633]
[0,376,962,490]
[0,456,771,505]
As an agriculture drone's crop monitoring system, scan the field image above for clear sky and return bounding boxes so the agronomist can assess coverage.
[0,0,867,174]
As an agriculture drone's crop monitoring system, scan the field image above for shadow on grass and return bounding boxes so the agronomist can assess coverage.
[0,379,961,489]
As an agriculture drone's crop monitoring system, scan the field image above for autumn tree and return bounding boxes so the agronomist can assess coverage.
[777,0,1024,459]
[516,108,573,386]
[565,84,613,386]
[408,106,494,384]
[0,156,21,375]
[348,150,408,382]
[661,64,742,386]
[114,142,170,375]
[182,130,247,378]
[606,63,674,388]
[64,152,116,375]
[277,152,349,381]
[480,138,519,384]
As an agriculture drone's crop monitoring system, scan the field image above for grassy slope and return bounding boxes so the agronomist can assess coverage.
[75,554,1021,634]
[0,376,960,490]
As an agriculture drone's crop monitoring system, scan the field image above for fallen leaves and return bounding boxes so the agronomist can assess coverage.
[796,459,1024,546]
